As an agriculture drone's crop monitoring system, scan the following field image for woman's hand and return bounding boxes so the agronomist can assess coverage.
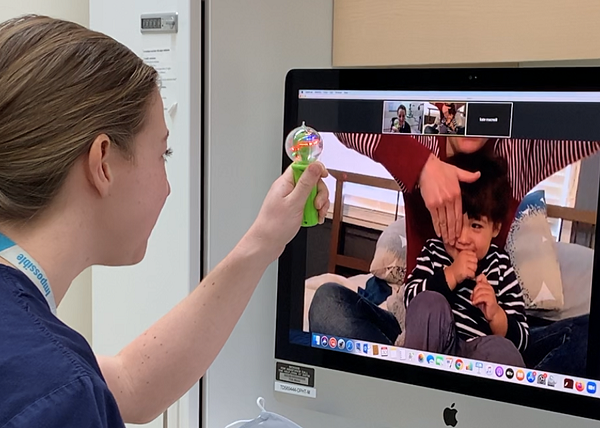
[419,154,480,245]
[247,161,330,262]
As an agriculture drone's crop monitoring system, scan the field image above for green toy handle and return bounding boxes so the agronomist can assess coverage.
[291,161,319,227]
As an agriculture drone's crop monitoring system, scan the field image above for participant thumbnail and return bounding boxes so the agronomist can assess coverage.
[382,101,424,134]
[423,102,467,135]
[466,102,513,138]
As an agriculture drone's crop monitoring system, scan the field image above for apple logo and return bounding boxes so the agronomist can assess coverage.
[443,403,459,427]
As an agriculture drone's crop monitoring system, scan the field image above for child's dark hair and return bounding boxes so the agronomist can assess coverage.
[445,152,511,224]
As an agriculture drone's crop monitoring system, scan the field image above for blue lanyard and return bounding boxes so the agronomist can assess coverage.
[0,233,56,315]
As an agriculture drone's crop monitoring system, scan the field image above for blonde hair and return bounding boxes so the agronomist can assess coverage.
[0,15,158,224]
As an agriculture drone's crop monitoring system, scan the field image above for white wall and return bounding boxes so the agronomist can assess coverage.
[0,0,88,26]
[90,1,201,427]
[0,0,93,344]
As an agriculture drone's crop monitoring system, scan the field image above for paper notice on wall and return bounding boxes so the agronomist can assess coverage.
[142,47,177,114]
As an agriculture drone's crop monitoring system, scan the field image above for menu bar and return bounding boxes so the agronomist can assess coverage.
[299,90,600,102]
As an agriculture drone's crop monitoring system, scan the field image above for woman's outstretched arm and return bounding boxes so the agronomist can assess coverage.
[97,163,330,424]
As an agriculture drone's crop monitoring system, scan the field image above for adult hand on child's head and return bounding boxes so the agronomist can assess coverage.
[472,274,502,322]
[419,154,480,245]
[246,161,329,262]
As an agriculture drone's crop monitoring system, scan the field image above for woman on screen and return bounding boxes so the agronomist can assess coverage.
[391,105,412,133]
[331,134,600,274]
[309,132,600,372]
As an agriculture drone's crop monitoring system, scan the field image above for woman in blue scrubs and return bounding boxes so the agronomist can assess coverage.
[0,15,329,427]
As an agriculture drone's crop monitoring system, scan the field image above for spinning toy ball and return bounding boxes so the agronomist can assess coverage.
[284,122,324,227]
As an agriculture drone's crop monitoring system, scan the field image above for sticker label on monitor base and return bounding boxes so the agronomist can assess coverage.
[274,381,317,398]
[276,362,315,387]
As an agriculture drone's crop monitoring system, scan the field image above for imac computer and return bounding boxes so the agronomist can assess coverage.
[275,67,600,427]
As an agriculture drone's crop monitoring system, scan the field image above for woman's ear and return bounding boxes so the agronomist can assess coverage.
[86,134,114,198]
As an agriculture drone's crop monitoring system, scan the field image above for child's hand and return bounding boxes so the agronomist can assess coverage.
[445,250,478,289]
[472,274,503,322]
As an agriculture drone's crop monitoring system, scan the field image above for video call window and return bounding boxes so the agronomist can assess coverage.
[288,90,600,402]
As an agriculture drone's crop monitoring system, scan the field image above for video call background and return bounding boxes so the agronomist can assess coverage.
[289,97,600,380]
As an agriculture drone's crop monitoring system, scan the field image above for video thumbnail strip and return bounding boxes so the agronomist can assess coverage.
[381,100,513,139]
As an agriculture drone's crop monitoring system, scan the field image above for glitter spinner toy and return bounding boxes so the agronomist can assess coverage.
[284,121,324,227]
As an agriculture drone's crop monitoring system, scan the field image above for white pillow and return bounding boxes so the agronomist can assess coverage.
[506,191,564,311]
[370,218,407,285]
[529,242,593,321]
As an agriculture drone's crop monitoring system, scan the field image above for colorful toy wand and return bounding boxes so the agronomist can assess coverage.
[284,121,324,227]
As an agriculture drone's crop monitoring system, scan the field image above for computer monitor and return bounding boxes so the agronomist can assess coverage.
[275,67,600,426]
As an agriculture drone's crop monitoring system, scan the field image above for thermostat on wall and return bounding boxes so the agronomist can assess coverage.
[140,13,178,34]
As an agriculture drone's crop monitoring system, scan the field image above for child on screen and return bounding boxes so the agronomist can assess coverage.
[403,152,529,366]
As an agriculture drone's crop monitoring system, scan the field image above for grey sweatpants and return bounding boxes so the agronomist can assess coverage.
[404,291,525,366]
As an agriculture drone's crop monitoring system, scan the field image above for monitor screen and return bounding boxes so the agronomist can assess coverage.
[276,68,600,422]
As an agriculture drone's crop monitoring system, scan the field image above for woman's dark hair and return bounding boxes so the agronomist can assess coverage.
[445,152,511,224]
[397,104,407,114]
[444,103,457,116]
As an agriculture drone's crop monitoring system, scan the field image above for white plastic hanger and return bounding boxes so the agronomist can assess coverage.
[224,397,267,428]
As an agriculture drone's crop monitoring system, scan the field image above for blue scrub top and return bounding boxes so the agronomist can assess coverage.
[0,265,125,427]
